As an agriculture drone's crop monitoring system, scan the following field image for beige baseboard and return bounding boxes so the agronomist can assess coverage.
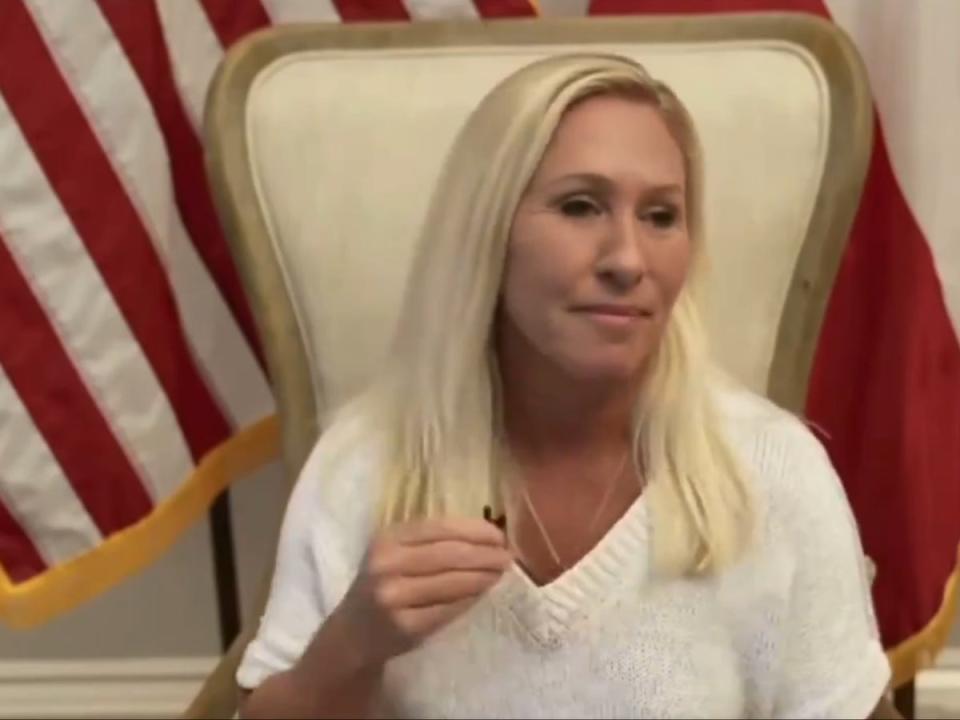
[0,650,956,719]
[0,657,217,719]
[917,648,960,717]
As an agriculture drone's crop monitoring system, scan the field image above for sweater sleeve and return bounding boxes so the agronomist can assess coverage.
[235,448,330,691]
[770,423,891,719]
[236,417,376,691]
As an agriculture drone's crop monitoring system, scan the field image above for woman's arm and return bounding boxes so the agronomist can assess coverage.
[240,517,512,719]
[240,608,383,720]
[766,421,893,718]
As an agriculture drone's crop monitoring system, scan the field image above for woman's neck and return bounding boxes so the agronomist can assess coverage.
[498,346,638,464]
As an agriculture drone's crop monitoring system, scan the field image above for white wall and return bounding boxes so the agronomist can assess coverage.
[0,520,221,660]
[0,459,289,717]
[0,459,289,658]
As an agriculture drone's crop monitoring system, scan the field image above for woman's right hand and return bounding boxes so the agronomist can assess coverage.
[333,518,513,667]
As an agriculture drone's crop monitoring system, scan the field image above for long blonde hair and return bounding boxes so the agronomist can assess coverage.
[340,53,755,576]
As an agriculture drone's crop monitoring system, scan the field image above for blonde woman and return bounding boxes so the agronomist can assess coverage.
[237,54,896,719]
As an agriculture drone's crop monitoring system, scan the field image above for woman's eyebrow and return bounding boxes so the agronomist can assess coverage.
[541,172,683,198]
[541,172,614,192]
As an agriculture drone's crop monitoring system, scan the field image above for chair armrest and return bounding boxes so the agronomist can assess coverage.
[183,623,256,719]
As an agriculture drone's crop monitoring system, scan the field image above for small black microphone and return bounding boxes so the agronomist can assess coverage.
[483,505,507,531]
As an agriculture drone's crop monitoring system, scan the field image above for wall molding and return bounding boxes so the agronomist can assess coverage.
[919,647,960,684]
[916,647,960,715]
[937,647,960,668]
[0,657,217,719]
[0,650,956,719]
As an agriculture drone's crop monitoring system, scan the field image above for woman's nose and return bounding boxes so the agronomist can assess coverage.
[597,214,648,289]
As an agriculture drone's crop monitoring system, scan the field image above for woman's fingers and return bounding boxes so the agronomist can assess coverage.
[391,517,507,548]
[377,569,505,609]
[374,540,513,577]
[395,598,480,638]
[340,518,514,663]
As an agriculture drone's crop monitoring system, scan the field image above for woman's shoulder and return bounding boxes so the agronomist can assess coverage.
[709,388,887,714]
[286,404,385,556]
[711,381,848,521]
[712,381,829,467]
[712,382,872,577]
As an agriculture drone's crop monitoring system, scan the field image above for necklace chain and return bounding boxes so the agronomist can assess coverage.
[519,450,630,572]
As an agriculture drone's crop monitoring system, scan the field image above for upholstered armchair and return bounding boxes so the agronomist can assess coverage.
[188,13,872,717]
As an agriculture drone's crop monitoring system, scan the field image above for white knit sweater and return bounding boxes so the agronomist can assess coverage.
[237,388,890,718]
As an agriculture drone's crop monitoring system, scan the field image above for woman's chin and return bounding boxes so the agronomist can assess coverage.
[562,356,647,385]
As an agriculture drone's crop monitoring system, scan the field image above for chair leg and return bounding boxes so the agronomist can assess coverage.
[184,517,279,719]
[893,680,915,719]
[210,491,241,651]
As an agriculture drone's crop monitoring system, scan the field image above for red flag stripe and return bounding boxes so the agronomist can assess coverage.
[590,0,825,15]
[0,498,46,584]
[0,236,153,540]
[808,126,960,647]
[332,0,410,21]
[472,0,537,17]
[97,0,265,371]
[0,3,231,461]
[199,0,273,49]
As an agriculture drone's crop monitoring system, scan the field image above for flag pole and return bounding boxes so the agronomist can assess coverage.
[209,490,241,652]
[893,682,915,719]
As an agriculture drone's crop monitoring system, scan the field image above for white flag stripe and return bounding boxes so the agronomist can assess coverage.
[155,0,225,132]
[404,0,479,19]
[0,95,195,503]
[0,366,103,566]
[261,0,341,23]
[28,0,275,434]
[825,0,960,335]
[537,0,589,17]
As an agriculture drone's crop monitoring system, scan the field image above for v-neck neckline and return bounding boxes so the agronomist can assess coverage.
[489,493,651,648]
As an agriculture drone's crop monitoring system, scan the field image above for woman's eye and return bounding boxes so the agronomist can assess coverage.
[644,206,680,229]
[560,198,601,217]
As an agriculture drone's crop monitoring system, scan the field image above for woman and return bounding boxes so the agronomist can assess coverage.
[237,54,895,718]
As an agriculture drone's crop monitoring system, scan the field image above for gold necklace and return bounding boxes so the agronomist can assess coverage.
[519,450,630,572]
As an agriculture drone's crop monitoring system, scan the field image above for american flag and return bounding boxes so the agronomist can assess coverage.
[0,0,535,627]
[1,0,957,688]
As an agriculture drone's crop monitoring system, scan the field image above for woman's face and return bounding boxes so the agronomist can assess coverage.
[499,95,692,385]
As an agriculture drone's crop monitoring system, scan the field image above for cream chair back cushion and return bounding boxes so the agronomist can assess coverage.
[245,37,829,414]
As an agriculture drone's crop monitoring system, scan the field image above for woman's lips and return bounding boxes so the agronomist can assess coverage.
[573,304,653,329]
